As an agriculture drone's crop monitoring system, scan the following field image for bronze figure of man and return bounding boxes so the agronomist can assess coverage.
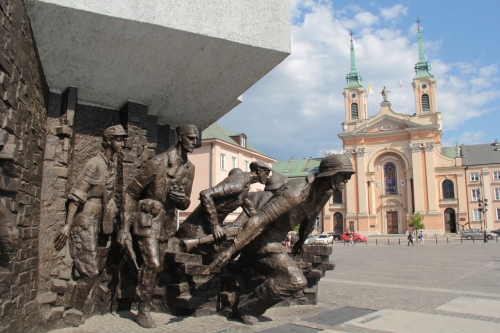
[117,124,198,328]
[176,161,272,248]
[209,154,355,325]
[55,125,127,312]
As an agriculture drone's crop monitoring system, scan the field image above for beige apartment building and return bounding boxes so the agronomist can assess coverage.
[180,122,276,222]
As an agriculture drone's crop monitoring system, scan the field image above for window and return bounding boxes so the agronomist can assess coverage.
[220,154,226,170]
[497,208,500,220]
[232,157,237,169]
[314,216,320,228]
[244,160,249,172]
[471,189,480,201]
[421,94,430,112]
[302,168,309,172]
[496,188,500,200]
[284,169,290,173]
[494,171,500,180]
[351,103,358,120]
[442,179,455,199]
[241,137,246,148]
[473,209,482,221]
[470,172,479,182]
[312,166,319,171]
[333,191,343,204]
[384,162,397,194]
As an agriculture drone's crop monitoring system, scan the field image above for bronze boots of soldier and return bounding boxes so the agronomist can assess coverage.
[135,267,158,328]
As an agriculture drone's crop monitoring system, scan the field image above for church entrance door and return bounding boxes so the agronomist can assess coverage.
[334,212,344,234]
[386,211,398,234]
[444,208,456,233]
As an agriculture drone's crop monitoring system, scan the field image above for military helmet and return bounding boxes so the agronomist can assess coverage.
[317,154,355,178]
[228,168,243,176]
[264,173,285,191]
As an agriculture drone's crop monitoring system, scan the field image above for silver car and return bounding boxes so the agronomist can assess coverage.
[461,229,497,240]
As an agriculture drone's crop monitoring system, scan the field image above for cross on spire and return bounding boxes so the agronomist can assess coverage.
[349,30,354,42]
[415,17,421,31]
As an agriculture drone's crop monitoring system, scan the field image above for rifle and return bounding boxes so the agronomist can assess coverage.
[183,226,241,252]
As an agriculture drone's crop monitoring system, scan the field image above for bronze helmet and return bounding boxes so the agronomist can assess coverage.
[317,154,355,178]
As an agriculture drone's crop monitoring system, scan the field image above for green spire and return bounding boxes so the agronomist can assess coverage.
[414,19,433,79]
[346,31,362,88]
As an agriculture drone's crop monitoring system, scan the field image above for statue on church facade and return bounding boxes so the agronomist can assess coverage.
[381,86,391,101]
[54,125,127,311]
[117,124,198,328]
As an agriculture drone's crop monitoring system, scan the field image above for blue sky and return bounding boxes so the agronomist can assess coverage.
[219,0,500,161]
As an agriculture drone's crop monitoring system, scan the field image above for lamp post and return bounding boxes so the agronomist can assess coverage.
[478,173,488,243]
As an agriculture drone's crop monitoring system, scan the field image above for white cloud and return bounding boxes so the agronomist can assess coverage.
[380,4,407,21]
[219,0,500,161]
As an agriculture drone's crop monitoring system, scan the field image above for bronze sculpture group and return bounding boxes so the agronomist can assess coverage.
[55,124,355,328]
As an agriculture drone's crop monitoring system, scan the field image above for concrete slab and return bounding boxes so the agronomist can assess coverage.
[346,309,500,333]
[255,323,320,333]
[437,297,500,319]
[26,0,291,128]
[303,307,375,327]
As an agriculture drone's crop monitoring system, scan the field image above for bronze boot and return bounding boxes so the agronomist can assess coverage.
[136,302,156,328]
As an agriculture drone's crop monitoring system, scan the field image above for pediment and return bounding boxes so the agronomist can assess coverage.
[352,116,420,134]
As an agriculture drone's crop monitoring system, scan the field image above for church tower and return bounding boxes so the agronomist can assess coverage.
[343,33,367,123]
[412,20,438,115]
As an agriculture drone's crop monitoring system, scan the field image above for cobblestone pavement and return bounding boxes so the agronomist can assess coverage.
[50,242,500,332]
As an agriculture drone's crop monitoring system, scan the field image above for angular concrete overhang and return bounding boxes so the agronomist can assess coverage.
[25,0,291,129]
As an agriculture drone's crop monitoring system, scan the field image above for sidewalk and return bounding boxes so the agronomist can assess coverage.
[50,242,500,333]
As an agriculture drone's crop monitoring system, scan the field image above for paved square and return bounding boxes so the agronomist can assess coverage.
[49,242,500,332]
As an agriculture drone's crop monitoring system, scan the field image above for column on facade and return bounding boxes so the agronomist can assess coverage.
[346,156,356,219]
[424,145,439,214]
[456,173,467,214]
[410,146,425,213]
[369,180,376,215]
[481,168,493,229]
[405,171,413,214]
[356,152,369,214]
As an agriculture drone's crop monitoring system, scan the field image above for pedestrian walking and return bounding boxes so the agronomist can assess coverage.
[418,231,424,245]
[284,234,291,247]
[407,232,414,246]
[348,233,354,246]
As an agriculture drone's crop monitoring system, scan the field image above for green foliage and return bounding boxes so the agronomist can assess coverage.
[293,224,301,232]
[408,212,425,231]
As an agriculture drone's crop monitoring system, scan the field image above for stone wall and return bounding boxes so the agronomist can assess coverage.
[0,0,49,332]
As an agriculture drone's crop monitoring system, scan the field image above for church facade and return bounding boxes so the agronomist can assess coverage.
[328,27,468,236]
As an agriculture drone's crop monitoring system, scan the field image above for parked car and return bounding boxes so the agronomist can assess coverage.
[315,234,334,245]
[491,229,500,237]
[328,231,341,241]
[304,235,317,245]
[340,232,367,243]
[461,229,497,240]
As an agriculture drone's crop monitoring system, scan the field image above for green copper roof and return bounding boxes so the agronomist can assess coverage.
[441,146,458,158]
[346,39,363,88]
[272,158,322,178]
[202,122,266,156]
[414,29,433,79]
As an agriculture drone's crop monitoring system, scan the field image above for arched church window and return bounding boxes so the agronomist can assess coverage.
[384,162,397,194]
[442,179,455,199]
[351,103,358,120]
[421,94,430,112]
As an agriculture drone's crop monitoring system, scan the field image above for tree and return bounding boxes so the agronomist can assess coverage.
[293,224,300,232]
[408,212,425,233]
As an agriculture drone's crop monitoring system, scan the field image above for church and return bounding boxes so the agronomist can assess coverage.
[326,26,469,236]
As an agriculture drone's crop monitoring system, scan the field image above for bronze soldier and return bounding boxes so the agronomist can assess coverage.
[232,173,285,227]
[117,124,198,328]
[209,154,355,325]
[176,161,272,248]
[55,125,127,310]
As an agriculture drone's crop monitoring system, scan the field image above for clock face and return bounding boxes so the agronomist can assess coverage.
[351,93,357,98]
[422,84,427,89]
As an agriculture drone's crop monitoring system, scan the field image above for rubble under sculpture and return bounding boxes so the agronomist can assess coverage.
[53,124,350,329]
